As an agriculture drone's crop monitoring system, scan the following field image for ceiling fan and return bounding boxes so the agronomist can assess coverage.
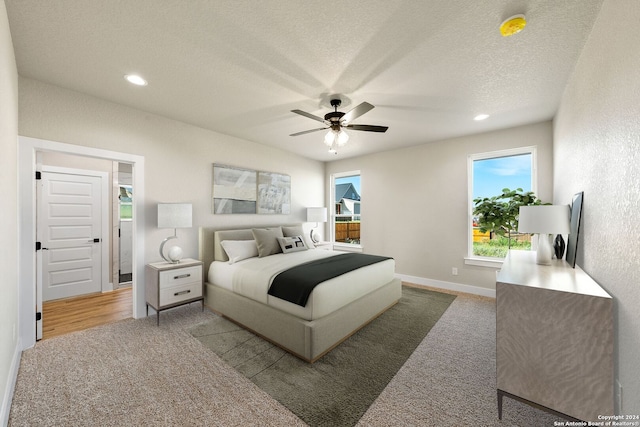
[290,99,388,153]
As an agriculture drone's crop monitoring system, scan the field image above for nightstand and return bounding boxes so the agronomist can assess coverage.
[145,258,204,325]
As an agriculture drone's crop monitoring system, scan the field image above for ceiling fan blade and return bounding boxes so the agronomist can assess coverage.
[342,102,374,123]
[345,124,389,133]
[291,109,326,124]
[290,127,327,137]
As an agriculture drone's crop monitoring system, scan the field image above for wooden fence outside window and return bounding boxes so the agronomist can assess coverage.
[335,222,360,243]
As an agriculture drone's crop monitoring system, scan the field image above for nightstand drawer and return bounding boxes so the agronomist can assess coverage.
[160,281,202,306]
[159,265,201,289]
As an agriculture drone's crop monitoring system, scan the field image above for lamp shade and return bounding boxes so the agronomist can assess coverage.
[306,207,327,223]
[158,203,192,228]
[518,205,570,234]
[324,130,349,148]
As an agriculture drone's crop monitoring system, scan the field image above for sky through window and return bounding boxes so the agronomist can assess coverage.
[473,154,531,199]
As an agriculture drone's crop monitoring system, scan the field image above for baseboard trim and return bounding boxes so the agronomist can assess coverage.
[395,273,496,298]
[1,341,21,427]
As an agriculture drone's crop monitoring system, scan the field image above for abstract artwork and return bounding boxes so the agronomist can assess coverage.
[212,164,257,214]
[258,171,291,214]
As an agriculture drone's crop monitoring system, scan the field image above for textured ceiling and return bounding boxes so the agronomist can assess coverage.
[6,0,604,161]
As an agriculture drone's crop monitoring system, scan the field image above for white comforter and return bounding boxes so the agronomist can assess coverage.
[208,249,395,320]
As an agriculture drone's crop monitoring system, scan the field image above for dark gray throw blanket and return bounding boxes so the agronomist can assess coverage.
[267,253,392,306]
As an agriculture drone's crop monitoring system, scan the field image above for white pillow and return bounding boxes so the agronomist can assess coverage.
[220,240,259,264]
[276,235,308,253]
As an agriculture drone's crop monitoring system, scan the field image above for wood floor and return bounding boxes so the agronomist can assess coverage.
[42,287,133,340]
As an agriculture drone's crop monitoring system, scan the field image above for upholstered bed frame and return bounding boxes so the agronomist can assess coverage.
[198,226,402,362]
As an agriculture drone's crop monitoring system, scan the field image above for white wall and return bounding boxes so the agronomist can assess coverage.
[18,77,325,266]
[0,1,20,424]
[553,0,640,414]
[326,121,554,292]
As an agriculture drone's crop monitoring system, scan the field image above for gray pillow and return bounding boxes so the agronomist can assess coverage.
[282,225,316,249]
[252,227,284,257]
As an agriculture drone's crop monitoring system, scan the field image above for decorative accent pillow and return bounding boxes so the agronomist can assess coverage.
[276,236,308,253]
[220,240,258,264]
[251,227,284,257]
[282,225,315,249]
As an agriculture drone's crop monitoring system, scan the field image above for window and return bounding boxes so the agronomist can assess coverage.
[467,147,536,262]
[331,171,361,246]
[119,185,133,219]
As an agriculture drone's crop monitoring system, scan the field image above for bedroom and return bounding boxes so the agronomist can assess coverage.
[1,0,639,425]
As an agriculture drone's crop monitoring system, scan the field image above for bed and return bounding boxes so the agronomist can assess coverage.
[198,224,402,362]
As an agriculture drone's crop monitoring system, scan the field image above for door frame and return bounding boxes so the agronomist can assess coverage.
[19,136,146,350]
[113,165,133,288]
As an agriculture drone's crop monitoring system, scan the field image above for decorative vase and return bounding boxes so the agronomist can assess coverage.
[554,234,565,260]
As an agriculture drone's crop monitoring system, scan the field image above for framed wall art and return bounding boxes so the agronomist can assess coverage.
[212,164,257,214]
[258,171,291,214]
[565,191,584,268]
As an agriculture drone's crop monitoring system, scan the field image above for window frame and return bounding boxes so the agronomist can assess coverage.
[330,170,362,250]
[465,146,537,267]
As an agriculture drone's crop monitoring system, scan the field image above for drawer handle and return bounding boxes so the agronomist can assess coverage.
[174,290,191,296]
[174,273,191,279]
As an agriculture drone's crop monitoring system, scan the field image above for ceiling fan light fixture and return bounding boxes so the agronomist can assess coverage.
[324,129,349,147]
[337,129,349,146]
[324,130,335,147]
[291,99,385,155]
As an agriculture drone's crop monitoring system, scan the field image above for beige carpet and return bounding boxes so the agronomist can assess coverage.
[9,292,560,426]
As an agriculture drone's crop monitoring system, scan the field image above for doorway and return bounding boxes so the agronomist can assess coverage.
[35,160,112,340]
[18,136,146,350]
[116,163,133,286]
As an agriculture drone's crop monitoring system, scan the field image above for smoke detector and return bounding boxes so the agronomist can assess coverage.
[500,14,527,37]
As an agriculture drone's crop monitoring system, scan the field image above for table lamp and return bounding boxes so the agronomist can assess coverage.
[306,207,327,243]
[518,205,570,265]
[158,203,192,263]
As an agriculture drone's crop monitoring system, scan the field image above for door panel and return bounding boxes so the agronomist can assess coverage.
[49,267,93,286]
[48,246,93,263]
[40,171,102,301]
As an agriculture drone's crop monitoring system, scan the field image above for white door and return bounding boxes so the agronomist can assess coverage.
[39,171,103,301]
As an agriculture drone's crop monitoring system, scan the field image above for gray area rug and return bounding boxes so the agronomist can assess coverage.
[189,286,456,427]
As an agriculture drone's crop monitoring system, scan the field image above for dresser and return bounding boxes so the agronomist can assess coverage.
[145,258,204,325]
[496,250,613,422]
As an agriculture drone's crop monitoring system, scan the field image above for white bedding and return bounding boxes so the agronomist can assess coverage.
[208,249,395,321]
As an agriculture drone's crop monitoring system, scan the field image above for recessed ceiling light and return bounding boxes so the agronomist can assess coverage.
[474,114,490,121]
[124,74,148,86]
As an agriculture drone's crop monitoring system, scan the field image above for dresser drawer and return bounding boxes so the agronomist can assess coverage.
[160,281,202,306]
[159,265,201,289]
